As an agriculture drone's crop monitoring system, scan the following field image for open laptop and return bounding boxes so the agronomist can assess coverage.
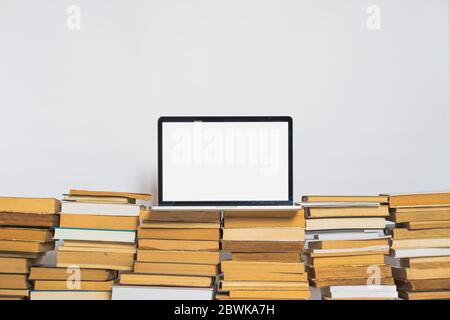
[156,116,300,211]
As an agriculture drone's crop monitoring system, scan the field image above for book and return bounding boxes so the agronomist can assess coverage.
[61,202,142,217]
[222,228,304,241]
[111,285,214,300]
[388,192,450,208]
[30,290,111,300]
[391,210,450,223]
[221,261,304,273]
[222,241,304,253]
[392,267,450,280]
[0,212,59,228]
[0,240,54,253]
[0,197,60,214]
[140,221,220,229]
[54,228,136,243]
[138,228,219,241]
[57,250,134,271]
[223,215,305,228]
[227,290,310,300]
[69,189,151,201]
[391,237,450,249]
[223,271,308,282]
[305,254,386,267]
[119,273,213,287]
[0,227,53,242]
[322,285,398,299]
[231,252,300,263]
[134,262,218,276]
[308,238,390,250]
[0,274,30,289]
[306,218,386,231]
[307,264,392,279]
[60,214,139,231]
[391,228,450,240]
[63,195,133,204]
[310,277,395,287]
[389,256,450,269]
[302,195,389,203]
[138,239,219,251]
[306,206,389,218]
[29,266,117,281]
[0,289,29,298]
[34,280,115,291]
[399,220,450,230]
[62,240,136,250]
[398,290,450,300]
[140,210,220,222]
[0,257,35,273]
[220,280,309,291]
[136,250,220,265]
[396,278,450,291]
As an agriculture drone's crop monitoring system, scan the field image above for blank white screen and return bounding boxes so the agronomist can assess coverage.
[162,121,289,202]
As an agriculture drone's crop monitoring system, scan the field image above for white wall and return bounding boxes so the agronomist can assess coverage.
[0,0,448,201]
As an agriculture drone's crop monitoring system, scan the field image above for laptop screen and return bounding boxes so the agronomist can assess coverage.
[158,116,293,206]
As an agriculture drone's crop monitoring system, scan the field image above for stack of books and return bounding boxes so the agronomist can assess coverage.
[31,189,150,300]
[112,208,221,300]
[29,266,117,300]
[217,209,309,300]
[302,195,398,300]
[387,192,450,300]
[0,196,60,300]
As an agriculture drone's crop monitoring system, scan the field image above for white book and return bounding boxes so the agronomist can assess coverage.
[391,248,450,258]
[54,228,136,243]
[300,202,380,208]
[111,286,214,300]
[328,291,398,299]
[61,201,141,216]
[329,285,397,293]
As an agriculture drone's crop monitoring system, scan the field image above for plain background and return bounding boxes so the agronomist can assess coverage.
[0,0,448,201]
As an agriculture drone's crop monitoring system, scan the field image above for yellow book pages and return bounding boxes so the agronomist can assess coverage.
[0,274,30,289]
[140,210,220,222]
[137,250,220,265]
[0,257,34,274]
[232,252,300,263]
[229,290,310,300]
[30,291,111,300]
[138,239,218,251]
[220,280,309,291]
[0,197,60,214]
[391,210,450,223]
[307,206,389,218]
[307,254,385,267]
[0,240,54,253]
[310,277,394,288]
[0,227,53,242]
[396,279,450,291]
[308,264,392,279]
[223,210,302,219]
[222,228,304,241]
[222,241,304,253]
[119,273,212,287]
[58,245,136,254]
[306,218,386,231]
[0,212,59,228]
[392,267,450,280]
[62,240,136,249]
[0,289,29,297]
[398,290,450,300]
[392,228,450,240]
[391,238,450,249]
[60,214,139,231]
[29,266,117,281]
[223,271,308,282]
[56,251,134,271]
[69,189,152,201]
[138,228,220,241]
[224,215,305,228]
[221,261,305,273]
[389,192,450,208]
[34,280,115,291]
[134,262,218,276]
[403,220,450,230]
[63,195,133,204]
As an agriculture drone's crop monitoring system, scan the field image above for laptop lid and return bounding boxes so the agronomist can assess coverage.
[158,116,293,206]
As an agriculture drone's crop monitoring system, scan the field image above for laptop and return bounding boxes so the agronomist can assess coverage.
[156,116,299,211]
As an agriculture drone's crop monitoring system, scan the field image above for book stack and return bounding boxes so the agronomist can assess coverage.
[217,209,310,300]
[387,192,450,300]
[29,266,117,300]
[302,195,398,300]
[34,189,150,300]
[0,196,60,300]
[113,208,221,300]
